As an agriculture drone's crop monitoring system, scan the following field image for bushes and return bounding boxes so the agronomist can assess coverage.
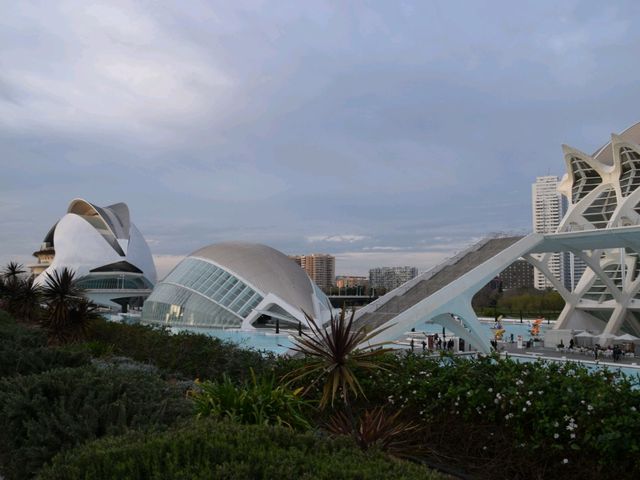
[0,310,89,378]
[0,365,192,480]
[86,319,273,381]
[358,353,640,479]
[192,371,312,430]
[38,419,443,480]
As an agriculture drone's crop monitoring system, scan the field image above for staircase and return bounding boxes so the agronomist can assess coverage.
[353,236,524,333]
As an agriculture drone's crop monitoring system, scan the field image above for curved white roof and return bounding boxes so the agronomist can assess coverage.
[593,121,640,165]
[190,242,319,315]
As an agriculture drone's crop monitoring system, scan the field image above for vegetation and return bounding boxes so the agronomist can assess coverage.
[1,255,638,480]
[38,419,442,480]
[191,371,312,430]
[0,365,191,480]
[473,283,565,318]
[85,319,274,381]
[284,308,390,408]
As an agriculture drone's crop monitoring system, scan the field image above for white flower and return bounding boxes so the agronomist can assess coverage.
[562,459,569,464]
[488,388,493,393]
[570,433,576,439]
[553,433,559,439]
[522,407,527,412]
[631,406,637,412]
[587,405,593,411]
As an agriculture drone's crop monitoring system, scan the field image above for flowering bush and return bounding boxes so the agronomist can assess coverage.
[357,353,640,478]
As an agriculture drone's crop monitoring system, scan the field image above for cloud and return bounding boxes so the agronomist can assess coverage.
[306,234,368,243]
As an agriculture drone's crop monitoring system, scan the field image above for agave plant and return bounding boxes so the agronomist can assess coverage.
[41,268,96,342]
[327,407,421,458]
[283,308,391,409]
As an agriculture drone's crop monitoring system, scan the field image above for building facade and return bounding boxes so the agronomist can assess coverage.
[335,275,369,289]
[289,254,335,290]
[532,176,565,289]
[498,259,534,290]
[32,198,157,311]
[143,242,333,331]
[369,266,418,291]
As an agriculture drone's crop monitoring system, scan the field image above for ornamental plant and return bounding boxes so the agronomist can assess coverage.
[191,370,312,431]
[283,308,391,408]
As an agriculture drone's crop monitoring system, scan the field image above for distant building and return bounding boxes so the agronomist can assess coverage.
[532,176,566,289]
[498,259,534,290]
[369,266,418,291]
[335,276,369,289]
[289,254,336,290]
[532,175,586,290]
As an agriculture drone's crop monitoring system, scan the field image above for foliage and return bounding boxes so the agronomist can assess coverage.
[357,353,640,479]
[0,365,191,480]
[86,318,273,381]
[2,261,26,281]
[0,310,88,378]
[41,268,98,342]
[327,407,420,458]
[191,370,312,430]
[284,308,390,408]
[38,418,444,480]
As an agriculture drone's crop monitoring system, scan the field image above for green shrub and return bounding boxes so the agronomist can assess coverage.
[0,310,89,378]
[38,419,444,480]
[192,371,312,430]
[357,353,640,478]
[0,365,192,480]
[86,319,273,380]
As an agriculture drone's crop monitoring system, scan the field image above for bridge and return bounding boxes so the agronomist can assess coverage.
[356,226,640,353]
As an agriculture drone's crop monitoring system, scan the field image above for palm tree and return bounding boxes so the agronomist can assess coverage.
[41,268,95,342]
[283,308,391,409]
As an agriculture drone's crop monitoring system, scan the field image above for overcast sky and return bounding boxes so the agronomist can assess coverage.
[2,0,640,278]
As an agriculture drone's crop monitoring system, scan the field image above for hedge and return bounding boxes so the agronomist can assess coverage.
[38,419,444,480]
[85,319,274,381]
[0,365,192,480]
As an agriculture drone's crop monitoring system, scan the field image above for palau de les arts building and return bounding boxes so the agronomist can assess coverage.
[31,199,157,311]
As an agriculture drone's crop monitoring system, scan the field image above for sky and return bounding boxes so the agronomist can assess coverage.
[2,0,640,279]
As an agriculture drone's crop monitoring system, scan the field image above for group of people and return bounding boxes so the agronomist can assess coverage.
[408,332,456,352]
[558,338,629,361]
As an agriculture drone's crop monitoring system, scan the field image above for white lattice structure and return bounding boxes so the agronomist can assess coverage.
[544,122,640,343]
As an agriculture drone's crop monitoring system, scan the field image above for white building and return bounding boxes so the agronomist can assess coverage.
[531,176,565,289]
[32,199,157,311]
[369,266,418,291]
[142,242,334,331]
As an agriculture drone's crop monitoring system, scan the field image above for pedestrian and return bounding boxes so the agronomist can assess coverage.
[422,340,426,352]
[410,338,414,352]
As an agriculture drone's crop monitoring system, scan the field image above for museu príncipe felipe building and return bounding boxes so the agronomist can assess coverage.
[141,242,334,331]
[30,199,157,311]
[545,121,640,342]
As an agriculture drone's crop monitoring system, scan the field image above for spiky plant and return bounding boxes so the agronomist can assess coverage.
[327,407,421,458]
[12,277,42,322]
[2,261,26,282]
[283,308,391,409]
[41,268,95,342]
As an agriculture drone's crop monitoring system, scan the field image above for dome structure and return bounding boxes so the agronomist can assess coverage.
[32,198,156,311]
[141,242,333,330]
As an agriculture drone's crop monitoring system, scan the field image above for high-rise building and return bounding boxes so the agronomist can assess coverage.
[532,176,586,290]
[369,266,418,291]
[498,259,534,290]
[289,254,335,290]
[532,176,566,289]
